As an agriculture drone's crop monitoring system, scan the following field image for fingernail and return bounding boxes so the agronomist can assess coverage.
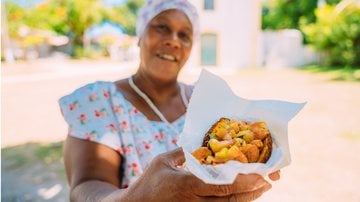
[263,183,272,191]
[254,178,268,189]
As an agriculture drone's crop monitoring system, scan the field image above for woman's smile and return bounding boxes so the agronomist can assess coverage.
[156,53,178,62]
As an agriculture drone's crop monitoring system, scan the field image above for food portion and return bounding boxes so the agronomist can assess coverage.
[192,118,272,165]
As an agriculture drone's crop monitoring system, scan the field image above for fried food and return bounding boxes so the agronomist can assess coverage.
[192,118,272,165]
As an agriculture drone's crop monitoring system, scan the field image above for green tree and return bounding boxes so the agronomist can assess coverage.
[110,0,144,35]
[63,0,105,56]
[10,0,108,57]
[5,0,144,57]
[302,2,360,66]
[4,2,26,38]
[262,0,318,30]
[326,0,342,5]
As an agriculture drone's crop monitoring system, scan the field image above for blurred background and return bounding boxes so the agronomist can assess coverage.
[1,0,360,201]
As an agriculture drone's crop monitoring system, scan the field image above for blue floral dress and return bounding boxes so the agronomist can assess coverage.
[59,81,184,188]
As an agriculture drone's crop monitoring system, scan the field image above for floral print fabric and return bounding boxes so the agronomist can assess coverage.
[59,81,184,188]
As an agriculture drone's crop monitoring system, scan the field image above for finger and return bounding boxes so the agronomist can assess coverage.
[232,174,270,192]
[199,182,272,202]
[228,182,272,202]
[268,170,280,181]
[192,174,269,197]
[161,147,185,166]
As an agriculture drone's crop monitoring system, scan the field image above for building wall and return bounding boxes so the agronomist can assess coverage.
[185,0,316,70]
[261,29,319,68]
[186,0,262,69]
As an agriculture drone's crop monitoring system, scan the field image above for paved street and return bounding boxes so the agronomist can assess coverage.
[2,59,139,146]
[2,58,360,201]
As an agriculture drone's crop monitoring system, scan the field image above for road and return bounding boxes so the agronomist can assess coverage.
[2,59,139,146]
[2,58,360,201]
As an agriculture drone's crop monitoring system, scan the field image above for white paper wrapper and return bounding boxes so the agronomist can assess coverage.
[178,70,306,185]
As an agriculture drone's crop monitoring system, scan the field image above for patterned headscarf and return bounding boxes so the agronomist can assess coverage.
[136,0,199,41]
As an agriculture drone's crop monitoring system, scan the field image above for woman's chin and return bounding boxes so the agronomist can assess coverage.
[151,66,181,81]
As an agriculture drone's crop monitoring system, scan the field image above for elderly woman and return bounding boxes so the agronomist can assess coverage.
[59,0,279,201]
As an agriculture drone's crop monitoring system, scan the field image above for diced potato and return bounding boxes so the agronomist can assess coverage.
[239,122,250,131]
[228,145,242,159]
[208,139,233,153]
[230,122,240,133]
[213,157,227,164]
[228,144,249,163]
[234,151,248,163]
[229,129,238,138]
[243,132,254,143]
[206,155,215,164]
[216,128,227,139]
[250,140,263,149]
[215,147,228,159]
[234,138,244,146]
[237,130,252,138]
[241,144,259,163]
[191,147,212,161]
[250,121,270,140]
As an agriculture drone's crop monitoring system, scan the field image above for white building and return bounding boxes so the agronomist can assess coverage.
[187,0,262,69]
[186,0,318,69]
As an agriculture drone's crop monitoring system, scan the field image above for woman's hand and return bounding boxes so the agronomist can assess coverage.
[112,148,275,202]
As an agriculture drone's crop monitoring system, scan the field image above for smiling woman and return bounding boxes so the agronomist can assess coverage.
[137,9,193,82]
[58,0,279,201]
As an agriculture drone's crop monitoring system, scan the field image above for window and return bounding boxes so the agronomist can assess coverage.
[204,0,214,10]
[201,34,217,66]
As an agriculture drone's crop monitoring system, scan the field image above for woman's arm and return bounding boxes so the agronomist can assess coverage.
[101,148,273,202]
[64,136,125,201]
[65,136,277,201]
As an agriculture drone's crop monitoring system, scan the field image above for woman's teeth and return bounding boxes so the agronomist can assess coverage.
[158,54,176,62]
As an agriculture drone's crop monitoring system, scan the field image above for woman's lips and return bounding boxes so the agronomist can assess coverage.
[156,53,178,62]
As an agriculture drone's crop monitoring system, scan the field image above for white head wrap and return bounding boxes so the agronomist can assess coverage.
[136,0,199,41]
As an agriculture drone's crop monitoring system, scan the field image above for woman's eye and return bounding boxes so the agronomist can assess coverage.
[155,24,168,32]
[179,32,191,42]
[179,32,189,39]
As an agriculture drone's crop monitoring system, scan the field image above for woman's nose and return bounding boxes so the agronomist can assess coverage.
[163,33,180,49]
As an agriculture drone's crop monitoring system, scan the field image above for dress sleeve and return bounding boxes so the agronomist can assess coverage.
[59,82,122,153]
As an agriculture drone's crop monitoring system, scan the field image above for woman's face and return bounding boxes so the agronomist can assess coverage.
[138,9,193,82]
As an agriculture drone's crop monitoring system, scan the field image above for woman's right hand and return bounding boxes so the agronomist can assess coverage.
[105,147,272,202]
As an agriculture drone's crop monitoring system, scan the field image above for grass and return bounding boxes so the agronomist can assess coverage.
[2,142,64,172]
[35,142,64,164]
[299,65,360,82]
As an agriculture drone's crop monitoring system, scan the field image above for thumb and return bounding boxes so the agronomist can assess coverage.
[163,147,185,166]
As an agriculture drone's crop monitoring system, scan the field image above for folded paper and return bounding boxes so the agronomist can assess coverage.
[178,69,306,184]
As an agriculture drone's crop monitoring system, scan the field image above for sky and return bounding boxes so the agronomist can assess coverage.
[3,0,45,7]
[3,0,127,8]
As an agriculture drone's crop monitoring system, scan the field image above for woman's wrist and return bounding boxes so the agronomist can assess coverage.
[102,188,130,202]
[70,180,124,202]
